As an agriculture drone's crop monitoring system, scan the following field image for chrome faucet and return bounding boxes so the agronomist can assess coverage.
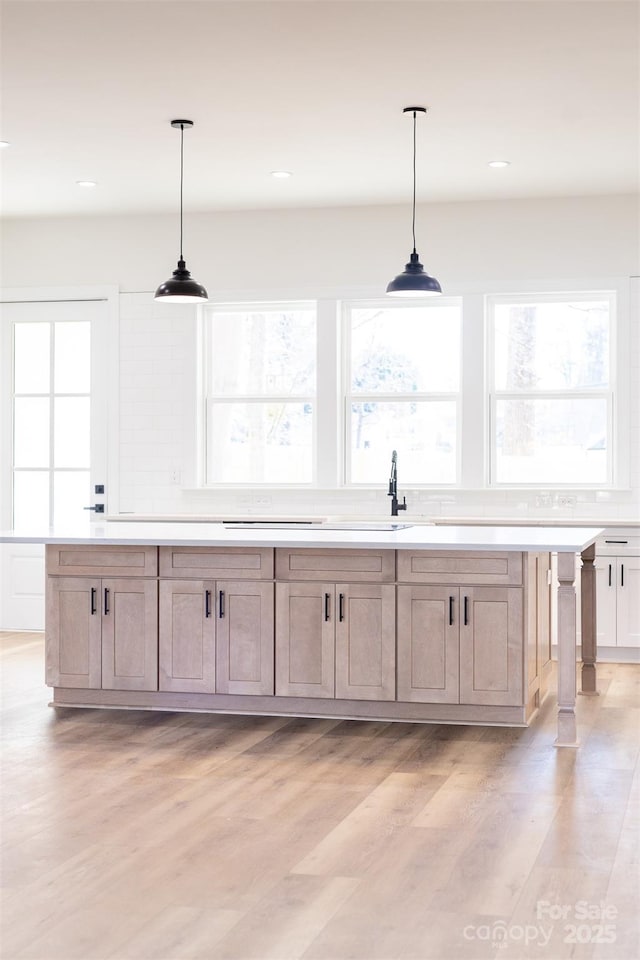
[388,450,407,517]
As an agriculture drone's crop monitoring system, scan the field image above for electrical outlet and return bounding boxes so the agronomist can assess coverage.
[556,495,577,508]
[535,494,553,508]
[169,468,182,485]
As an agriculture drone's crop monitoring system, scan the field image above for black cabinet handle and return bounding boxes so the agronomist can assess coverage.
[218,590,224,618]
[90,587,97,615]
[449,595,454,626]
[463,595,469,626]
[324,592,330,621]
[204,589,211,618]
[605,539,628,544]
[104,587,110,615]
[608,563,612,587]
[339,593,345,622]
[621,564,624,587]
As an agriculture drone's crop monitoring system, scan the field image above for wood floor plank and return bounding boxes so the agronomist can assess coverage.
[2,632,639,960]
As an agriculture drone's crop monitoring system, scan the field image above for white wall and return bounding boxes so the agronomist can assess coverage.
[2,194,639,522]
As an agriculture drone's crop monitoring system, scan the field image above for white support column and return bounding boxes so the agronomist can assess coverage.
[555,550,579,747]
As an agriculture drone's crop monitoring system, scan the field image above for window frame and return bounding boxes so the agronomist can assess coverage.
[341,297,464,488]
[486,290,618,488]
[202,300,318,487]
[196,280,628,494]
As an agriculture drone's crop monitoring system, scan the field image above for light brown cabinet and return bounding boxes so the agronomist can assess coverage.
[397,585,459,703]
[275,581,334,698]
[45,542,547,727]
[159,578,274,695]
[46,575,158,691]
[397,585,524,707]
[276,581,395,701]
[459,587,523,706]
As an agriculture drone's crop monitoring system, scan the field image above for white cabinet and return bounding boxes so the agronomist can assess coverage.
[596,530,640,652]
[596,556,640,648]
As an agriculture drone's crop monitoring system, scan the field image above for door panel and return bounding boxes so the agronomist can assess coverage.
[102,578,158,691]
[275,582,334,698]
[397,585,459,703]
[460,587,523,706]
[216,580,274,695]
[335,583,395,701]
[46,576,101,688]
[159,579,215,693]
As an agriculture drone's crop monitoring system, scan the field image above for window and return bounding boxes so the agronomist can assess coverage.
[488,293,614,485]
[344,300,462,484]
[200,287,622,491]
[204,303,316,484]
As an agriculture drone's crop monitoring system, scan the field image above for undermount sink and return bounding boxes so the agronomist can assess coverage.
[222,520,413,531]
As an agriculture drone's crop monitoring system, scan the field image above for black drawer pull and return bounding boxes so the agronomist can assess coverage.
[463,595,469,626]
[104,587,110,615]
[339,593,345,622]
[621,564,624,587]
[324,592,330,621]
[90,587,97,615]
[218,590,224,618]
[449,595,454,626]
[608,563,612,587]
[204,589,211,618]
[605,539,628,544]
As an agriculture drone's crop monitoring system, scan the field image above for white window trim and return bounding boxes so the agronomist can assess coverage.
[486,288,621,489]
[341,296,463,488]
[191,277,631,494]
[202,300,318,487]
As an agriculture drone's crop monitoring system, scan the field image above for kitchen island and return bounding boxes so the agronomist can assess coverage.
[0,522,603,746]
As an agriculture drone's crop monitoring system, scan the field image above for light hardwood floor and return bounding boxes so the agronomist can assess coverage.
[1,632,638,960]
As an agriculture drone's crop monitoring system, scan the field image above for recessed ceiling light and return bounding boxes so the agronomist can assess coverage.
[76,180,97,187]
[270,170,292,179]
[488,160,510,168]
[0,141,10,149]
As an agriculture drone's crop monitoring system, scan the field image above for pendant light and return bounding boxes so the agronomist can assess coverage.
[154,119,208,303]
[386,106,442,297]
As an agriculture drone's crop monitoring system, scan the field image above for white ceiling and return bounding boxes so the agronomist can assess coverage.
[1,0,638,218]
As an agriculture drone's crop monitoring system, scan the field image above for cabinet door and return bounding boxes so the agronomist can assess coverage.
[617,557,640,647]
[397,585,459,703]
[459,587,523,706]
[46,577,101,688]
[216,581,274,695]
[596,558,618,646]
[275,582,334,698]
[159,580,215,693]
[101,579,158,691]
[335,583,396,701]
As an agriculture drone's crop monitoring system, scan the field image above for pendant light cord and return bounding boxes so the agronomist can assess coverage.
[179,123,184,261]
[412,109,417,255]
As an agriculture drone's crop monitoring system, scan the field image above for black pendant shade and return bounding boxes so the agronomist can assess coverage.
[386,251,442,297]
[155,119,208,304]
[386,106,441,298]
[155,259,208,303]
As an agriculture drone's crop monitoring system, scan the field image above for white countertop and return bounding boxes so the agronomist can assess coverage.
[0,521,604,553]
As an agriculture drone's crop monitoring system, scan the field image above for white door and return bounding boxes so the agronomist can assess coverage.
[0,297,110,629]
